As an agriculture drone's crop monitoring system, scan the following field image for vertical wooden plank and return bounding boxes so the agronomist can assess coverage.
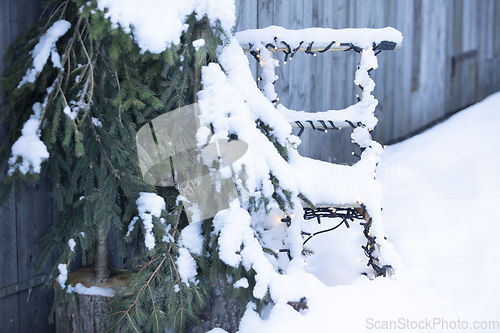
[485,0,495,60]
[287,0,308,158]
[256,0,274,105]
[307,0,329,162]
[0,0,19,332]
[345,0,357,112]
[377,0,397,144]
[492,0,500,95]
[444,0,455,114]
[294,0,312,159]
[476,0,495,101]
[235,0,258,32]
[416,0,447,129]
[308,2,322,114]
[494,0,500,58]
[460,0,476,107]
[409,0,422,133]
[462,0,477,53]
[449,0,464,112]
[346,0,363,164]
[286,0,305,111]
[386,0,412,143]
[257,0,274,28]
[319,0,350,164]
[320,0,335,163]
[368,1,388,144]
[16,183,56,333]
[327,0,348,111]
[477,0,491,62]
[411,0,422,94]
[0,191,20,333]
[453,0,464,61]
[273,0,291,106]
[235,0,258,81]
[0,0,11,88]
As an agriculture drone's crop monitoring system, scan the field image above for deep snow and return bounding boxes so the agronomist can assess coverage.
[234,92,500,333]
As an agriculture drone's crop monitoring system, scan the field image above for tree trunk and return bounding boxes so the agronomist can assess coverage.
[185,274,244,333]
[56,293,122,333]
[92,223,111,283]
[55,268,129,333]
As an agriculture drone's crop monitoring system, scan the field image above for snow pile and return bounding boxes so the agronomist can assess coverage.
[234,92,500,332]
[176,248,198,285]
[57,263,68,288]
[8,102,50,174]
[68,283,115,297]
[96,0,235,53]
[18,20,71,87]
[179,222,203,255]
[193,39,205,50]
[234,277,249,289]
[176,222,203,285]
[63,105,77,120]
[68,238,76,252]
[135,192,166,250]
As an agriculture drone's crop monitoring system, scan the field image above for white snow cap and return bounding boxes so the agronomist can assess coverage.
[193,39,205,50]
[68,238,76,252]
[63,105,77,120]
[234,277,249,289]
[71,283,115,297]
[207,328,228,333]
[8,102,50,174]
[57,264,68,288]
[96,0,235,53]
[176,247,198,285]
[18,20,71,87]
[136,192,166,250]
[179,221,203,256]
[236,26,402,51]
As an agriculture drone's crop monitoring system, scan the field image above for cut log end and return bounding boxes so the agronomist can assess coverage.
[55,268,130,333]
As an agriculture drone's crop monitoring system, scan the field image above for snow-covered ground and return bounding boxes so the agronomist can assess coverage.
[235,92,500,333]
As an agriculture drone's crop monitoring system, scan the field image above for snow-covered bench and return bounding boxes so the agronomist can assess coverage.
[235,26,402,278]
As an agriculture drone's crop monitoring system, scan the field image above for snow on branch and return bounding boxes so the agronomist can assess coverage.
[96,0,235,53]
[17,20,71,88]
[8,102,50,175]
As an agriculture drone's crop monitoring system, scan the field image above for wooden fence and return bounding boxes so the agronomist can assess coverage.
[0,2,56,332]
[235,0,500,163]
[1,1,499,332]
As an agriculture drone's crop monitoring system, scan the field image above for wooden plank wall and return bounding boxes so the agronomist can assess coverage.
[0,1,57,332]
[235,0,500,163]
